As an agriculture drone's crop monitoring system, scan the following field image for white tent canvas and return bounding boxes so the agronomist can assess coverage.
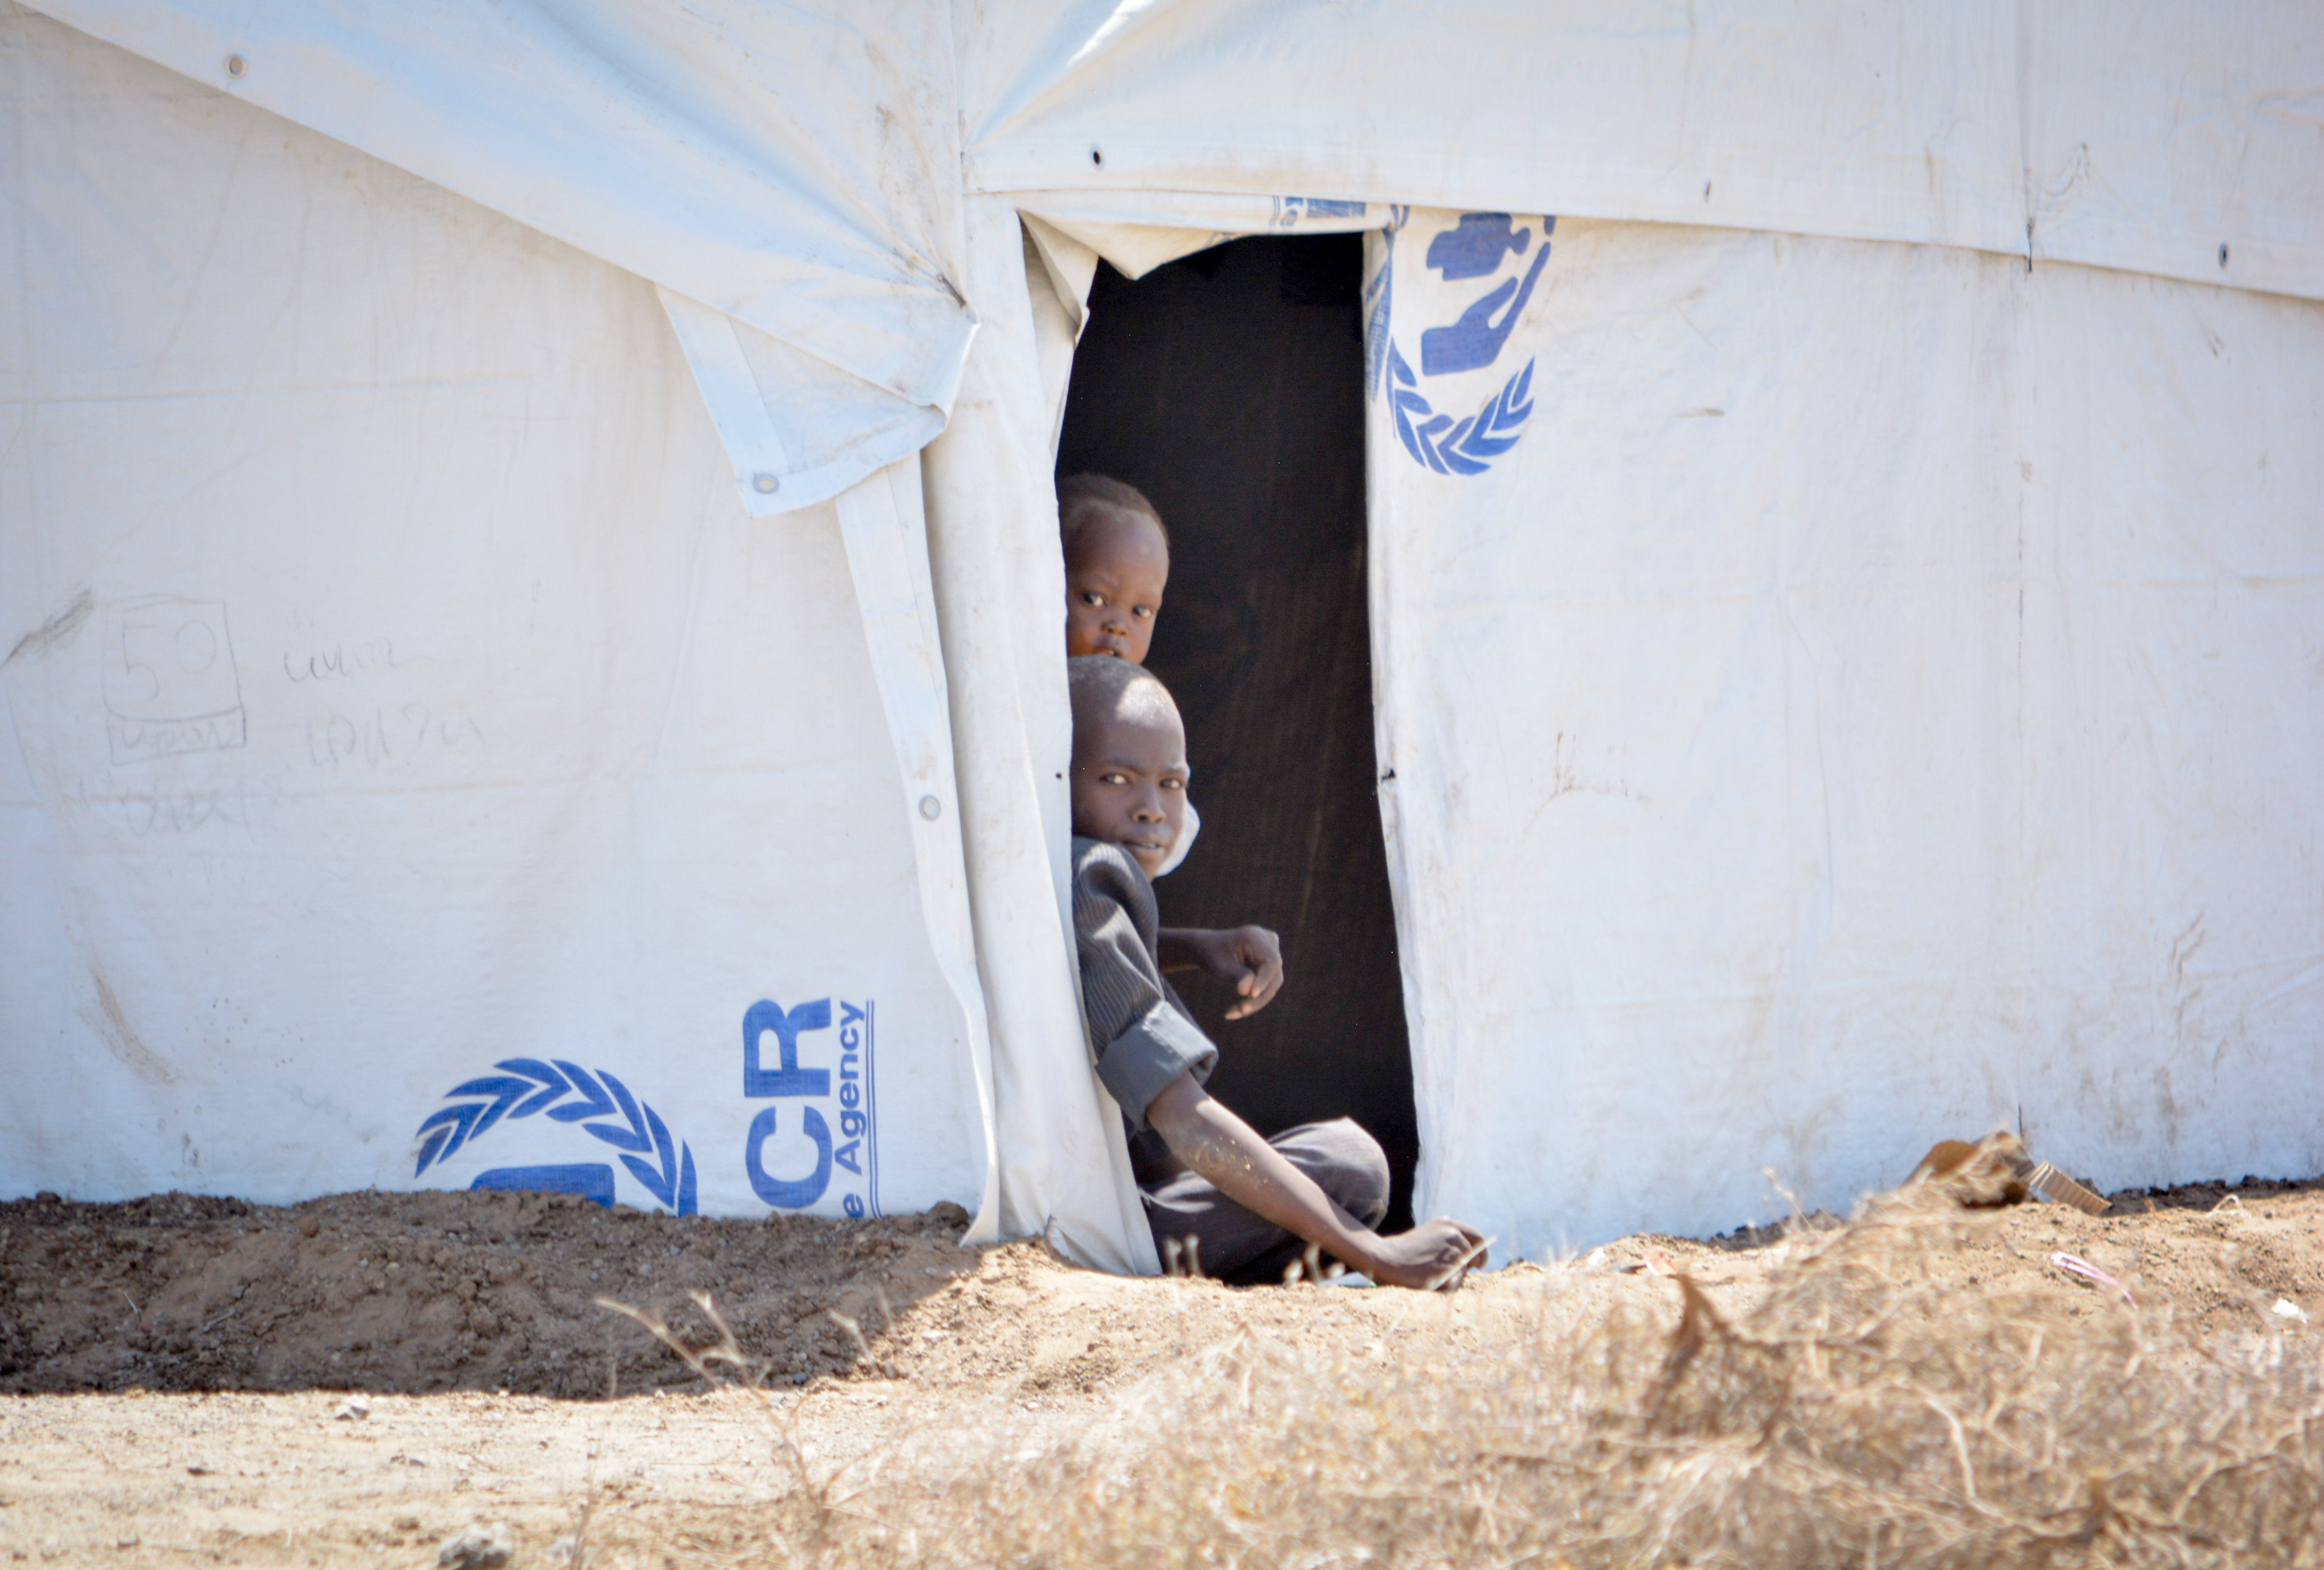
[1367,210,2322,1253]
[0,11,994,1233]
[4,0,2318,1266]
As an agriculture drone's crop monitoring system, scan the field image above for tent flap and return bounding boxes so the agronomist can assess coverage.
[921,196,1159,1274]
[831,459,1003,1239]
[659,289,953,518]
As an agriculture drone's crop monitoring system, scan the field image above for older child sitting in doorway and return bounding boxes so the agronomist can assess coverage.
[1068,654,1487,1287]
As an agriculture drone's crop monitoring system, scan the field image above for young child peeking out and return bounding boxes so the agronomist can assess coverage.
[1068,654,1488,1288]
[1059,474,1169,666]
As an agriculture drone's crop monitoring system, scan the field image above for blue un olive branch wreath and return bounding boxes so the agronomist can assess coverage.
[413,1058,697,1213]
[1389,344,1534,476]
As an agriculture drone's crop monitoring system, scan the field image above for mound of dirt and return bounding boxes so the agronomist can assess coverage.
[1,1178,2320,1568]
[4,1174,2319,1404]
[803,1188,2324,1570]
[0,1189,982,1399]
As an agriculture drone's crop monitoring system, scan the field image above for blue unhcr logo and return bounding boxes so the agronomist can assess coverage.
[741,997,879,1218]
[1368,212,1551,476]
[413,1060,698,1214]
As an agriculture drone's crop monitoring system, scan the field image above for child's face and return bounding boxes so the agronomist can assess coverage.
[1064,506,1168,665]
[1070,699,1188,878]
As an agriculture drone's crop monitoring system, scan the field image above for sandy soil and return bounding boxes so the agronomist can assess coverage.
[2,1175,2317,1566]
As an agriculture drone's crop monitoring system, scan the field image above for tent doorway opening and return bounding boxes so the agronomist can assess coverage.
[1056,233,1420,1231]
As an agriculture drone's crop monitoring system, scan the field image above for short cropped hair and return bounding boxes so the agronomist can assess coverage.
[1057,473,1168,548]
[1067,654,1178,732]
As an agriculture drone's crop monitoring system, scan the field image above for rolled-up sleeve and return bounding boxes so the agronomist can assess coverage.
[1072,844,1218,1126]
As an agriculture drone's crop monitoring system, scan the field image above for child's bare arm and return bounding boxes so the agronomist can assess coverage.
[1144,1075,1483,1289]
[1156,925,1284,1019]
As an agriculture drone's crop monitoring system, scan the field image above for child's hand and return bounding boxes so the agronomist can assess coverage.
[1357,1220,1489,1291]
[1195,925,1284,1019]
[1156,925,1284,1017]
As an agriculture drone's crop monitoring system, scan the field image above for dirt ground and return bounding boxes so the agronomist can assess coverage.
[2,1174,2318,1566]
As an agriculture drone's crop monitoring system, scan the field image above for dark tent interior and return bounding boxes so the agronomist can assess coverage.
[1055,233,1421,1231]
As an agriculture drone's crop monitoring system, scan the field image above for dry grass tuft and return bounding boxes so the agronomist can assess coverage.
[623,1201,2324,1570]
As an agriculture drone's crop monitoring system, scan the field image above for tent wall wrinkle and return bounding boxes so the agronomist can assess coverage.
[1014,191,1388,281]
[966,0,2324,303]
[1021,216,1100,339]
[23,0,981,503]
[965,1,2026,267]
[1020,223,1089,457]
[919,197,1155,1273]
[2018,0,2324,300]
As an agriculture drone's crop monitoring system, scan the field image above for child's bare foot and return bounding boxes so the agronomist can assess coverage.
[1355,1220,1488,1290]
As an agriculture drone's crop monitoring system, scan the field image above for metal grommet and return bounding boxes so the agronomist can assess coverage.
[751,472,780,495]
[225,53,247,79]
[918,794,942,821]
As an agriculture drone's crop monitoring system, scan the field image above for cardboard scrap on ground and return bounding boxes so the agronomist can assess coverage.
[2023,1162,2109,1216]
[1909,1133,2109,1215]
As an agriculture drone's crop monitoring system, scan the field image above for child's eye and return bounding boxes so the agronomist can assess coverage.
[1100,771,1128,786]
[1080,591,1105,607]
[1133,606,1155,620]
[1161,778,1185,791]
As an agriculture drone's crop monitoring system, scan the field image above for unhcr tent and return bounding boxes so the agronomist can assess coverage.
[4,0,2318,1270]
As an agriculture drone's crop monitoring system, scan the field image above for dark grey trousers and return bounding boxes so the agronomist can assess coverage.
[1140,1117,1391,1285]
